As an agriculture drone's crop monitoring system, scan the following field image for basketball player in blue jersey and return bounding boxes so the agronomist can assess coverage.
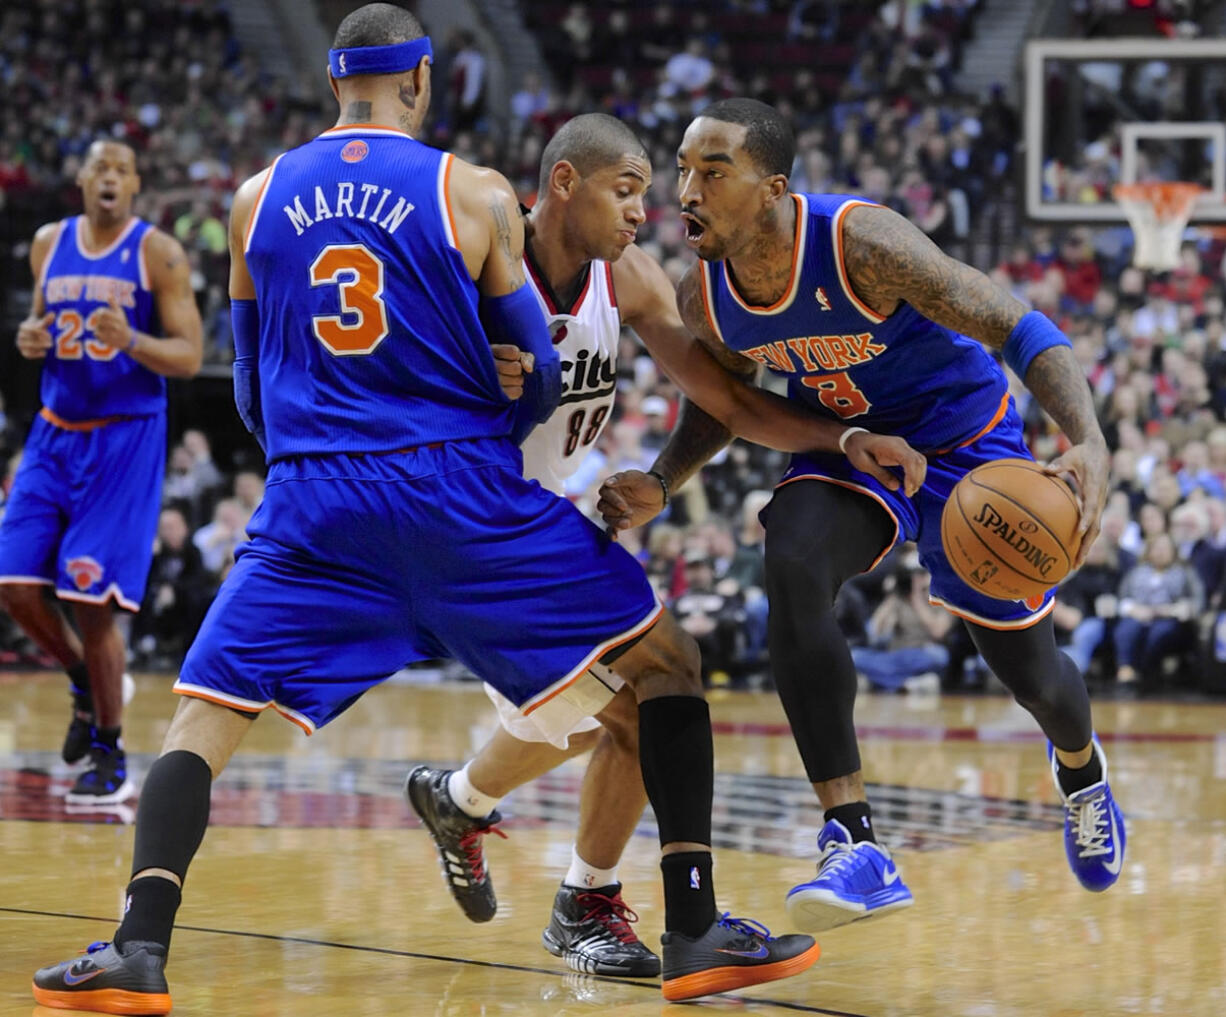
[406,113,927,979]
[1,139,203,804]
[599,98,1125,930]
[32,12,823,1012]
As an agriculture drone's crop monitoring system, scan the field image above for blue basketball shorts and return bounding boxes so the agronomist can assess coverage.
[0,412,165,611]
[175,438,661,733]
[775,400,1055,628]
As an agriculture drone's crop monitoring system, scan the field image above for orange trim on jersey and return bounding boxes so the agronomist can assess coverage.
[521,601,665,716]
[697,262,724,341]
[931,594,1054,631]
[74,216,140,261]
[320,123,409,137]
[137,226,153,291]
[441,153,459,252]
[929,393,1010,455]
[173,686,316,734]
[243,158,280,252]
[723,193,807,314]
[36,221,67,293]
[773,473,899,575]
[39,407,126,431]
[833,200,888,324]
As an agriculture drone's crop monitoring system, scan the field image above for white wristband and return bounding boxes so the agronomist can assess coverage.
[838,426,869,454]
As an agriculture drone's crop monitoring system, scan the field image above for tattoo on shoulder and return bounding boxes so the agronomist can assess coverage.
[677,268,756,378]
[491,200,524,287]
[842,205,1022,345]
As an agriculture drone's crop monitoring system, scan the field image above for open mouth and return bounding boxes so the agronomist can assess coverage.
[99,189,118,209]
[681,212,706,244]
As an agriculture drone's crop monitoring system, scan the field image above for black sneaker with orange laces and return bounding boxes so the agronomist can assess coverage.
[541,883,660,977]
[405,766,505,923]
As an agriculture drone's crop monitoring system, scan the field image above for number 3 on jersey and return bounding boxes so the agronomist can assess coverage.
[309,244,390,356]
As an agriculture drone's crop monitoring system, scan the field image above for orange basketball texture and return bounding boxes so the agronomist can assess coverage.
[940,459,1082,602]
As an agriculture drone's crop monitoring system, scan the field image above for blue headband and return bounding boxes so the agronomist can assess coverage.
[328,37,432,78]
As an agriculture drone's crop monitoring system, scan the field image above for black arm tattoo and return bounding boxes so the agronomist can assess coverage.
[491,199,525,288]
[1022,345,1104,446]
[649,397,734,493]
[842,204,1026,347]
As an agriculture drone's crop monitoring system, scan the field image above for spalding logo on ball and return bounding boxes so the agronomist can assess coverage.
[940,458,1082,602]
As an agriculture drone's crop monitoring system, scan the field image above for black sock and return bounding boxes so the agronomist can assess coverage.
[115,876,181,952]
[825,802,876,843]
[1056,750,1103,796]
[94,725,122,752]
[67,663,92,711]
[661,851,715,937]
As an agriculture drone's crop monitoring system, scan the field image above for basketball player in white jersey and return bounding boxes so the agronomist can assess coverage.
[407,114,927,977]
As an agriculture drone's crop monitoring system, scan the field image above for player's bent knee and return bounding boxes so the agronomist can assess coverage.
[616,612,703,700]
[160,696,254,778]
[596,687,640,750]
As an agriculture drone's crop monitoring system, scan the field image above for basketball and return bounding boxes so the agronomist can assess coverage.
[941,458,1082,602]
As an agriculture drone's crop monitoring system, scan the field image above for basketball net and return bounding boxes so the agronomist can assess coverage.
[1113,182,1204,271]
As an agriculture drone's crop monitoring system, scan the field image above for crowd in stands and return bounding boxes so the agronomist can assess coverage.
[4,0,1226,695]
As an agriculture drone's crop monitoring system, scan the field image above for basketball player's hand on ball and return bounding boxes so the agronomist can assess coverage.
[1042,437,1109,569]
[598,470,666,538]
[91,296,131,351]
[490,343,535,400]
[16,311,55,359]
[843,432,928,498]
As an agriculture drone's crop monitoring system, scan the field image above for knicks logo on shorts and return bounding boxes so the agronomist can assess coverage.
[65,556,104,591]
[341,140,369,163]
[1023,592,1046,611]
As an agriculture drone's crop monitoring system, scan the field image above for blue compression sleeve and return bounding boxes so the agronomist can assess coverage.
[1002,310,1072,381]
[479,286,561,443]
[230,299,265,452]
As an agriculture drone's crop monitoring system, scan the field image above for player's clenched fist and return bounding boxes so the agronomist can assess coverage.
[90,296,132,351]
[490,343,535,401]
[16,311,55,359]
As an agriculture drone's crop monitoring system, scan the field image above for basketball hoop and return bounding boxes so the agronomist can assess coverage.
[1113,182,1205,271]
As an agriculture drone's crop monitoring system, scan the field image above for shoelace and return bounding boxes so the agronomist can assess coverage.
[456,824,506,881]
[575,891,640,945]
[1071,792,1112,858]
[716,912,775,943]
[817,839,859,877]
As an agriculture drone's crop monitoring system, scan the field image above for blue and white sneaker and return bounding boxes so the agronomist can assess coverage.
[785,819,914,932]
[1048,737,1125,892]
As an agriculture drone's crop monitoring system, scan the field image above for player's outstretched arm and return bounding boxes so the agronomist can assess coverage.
[840,203,1107,564]
[14,223,61,360]
[89,230,203,377]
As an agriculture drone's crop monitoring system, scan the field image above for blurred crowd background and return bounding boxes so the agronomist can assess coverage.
[4,0,1226,697]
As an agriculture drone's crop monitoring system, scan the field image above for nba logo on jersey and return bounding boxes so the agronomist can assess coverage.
[65,556,103,591]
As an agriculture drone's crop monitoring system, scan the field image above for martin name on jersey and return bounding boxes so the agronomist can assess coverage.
[520,258,620,494]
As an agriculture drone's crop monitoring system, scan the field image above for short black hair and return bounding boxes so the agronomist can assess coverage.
[539,114,648,194]
[333,2,425,49]
[697,98,795,178]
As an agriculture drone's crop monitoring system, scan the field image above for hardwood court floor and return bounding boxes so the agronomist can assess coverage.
[1,670,1223,1016]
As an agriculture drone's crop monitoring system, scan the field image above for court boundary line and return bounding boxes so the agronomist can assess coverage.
[2,906,872,1017]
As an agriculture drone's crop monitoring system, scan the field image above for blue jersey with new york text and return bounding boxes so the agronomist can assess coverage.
[700,193,1008,452]
[39,216,163,420]
[244,126,513,461]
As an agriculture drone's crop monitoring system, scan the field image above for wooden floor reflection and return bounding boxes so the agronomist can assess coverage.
[2,670,1224,1016]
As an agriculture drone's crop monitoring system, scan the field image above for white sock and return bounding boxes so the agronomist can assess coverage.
[563,846,619,890]
[448,764,500,819]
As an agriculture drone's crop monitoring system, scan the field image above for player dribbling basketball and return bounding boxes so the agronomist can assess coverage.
[597,98,1126,930]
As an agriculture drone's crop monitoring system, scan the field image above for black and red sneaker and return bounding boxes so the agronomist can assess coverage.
[405,766,505,923]
[542,883,660,977]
